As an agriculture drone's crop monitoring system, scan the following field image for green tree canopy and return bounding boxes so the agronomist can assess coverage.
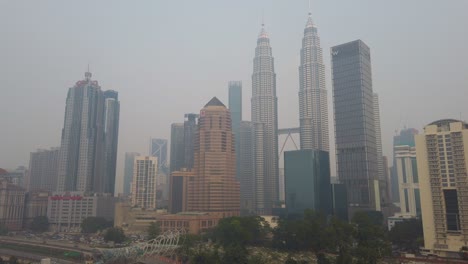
[388,218,423,252]
[31,216,49,232]
[80,217,112,233]
[104,227,127,244]
[147,222,161,240]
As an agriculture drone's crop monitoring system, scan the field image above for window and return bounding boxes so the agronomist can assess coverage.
[444,189,460,231]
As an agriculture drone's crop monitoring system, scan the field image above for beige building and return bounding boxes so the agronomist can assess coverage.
[186,97,240,218]
[0,177,26,231]
[416,119,468,258]
[131,156,158,209]
[114,202,220,235]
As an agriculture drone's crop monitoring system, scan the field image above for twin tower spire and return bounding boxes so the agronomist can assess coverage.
[251,11,328,214]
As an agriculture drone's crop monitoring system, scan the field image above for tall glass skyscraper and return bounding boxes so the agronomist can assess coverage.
[251,24,279,214]
[149,138,168,168]
[298,13,329,151]
[228,81,242,179]
[183,114,198,170]
[170,123,185,173]
[57,71,119,194]
[331,40,379,213]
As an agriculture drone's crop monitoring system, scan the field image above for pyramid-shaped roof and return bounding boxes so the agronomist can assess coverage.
[204,97,225,107]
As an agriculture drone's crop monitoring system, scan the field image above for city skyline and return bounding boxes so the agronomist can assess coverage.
[1,1,467,194]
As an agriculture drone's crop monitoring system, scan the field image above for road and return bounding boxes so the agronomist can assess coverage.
[0,248,77,264]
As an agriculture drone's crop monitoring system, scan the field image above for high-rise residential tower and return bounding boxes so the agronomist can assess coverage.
[251,24,279,214]
[228,81,242,179]
[123,152,140,195]
[187,97,240,217]
[183,114,198,170]
[103,90,120,194]
[170,123,185,173]
[298,13,329,151]
[416,119,468,257]
[149,138,168,168]
[331,40,379,214]
[57,71,119,194]
[131,156,158,209]
[28,147,59,192]
[395,145,420,217]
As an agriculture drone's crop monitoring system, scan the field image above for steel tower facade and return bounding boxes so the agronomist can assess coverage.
[251,25,279,214]
[299,14,329,151]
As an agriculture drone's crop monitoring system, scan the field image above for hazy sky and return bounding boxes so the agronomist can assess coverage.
[1,0,467,193]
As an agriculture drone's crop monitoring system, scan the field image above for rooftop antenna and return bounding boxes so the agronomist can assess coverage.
[308,0,311,15]
[85,63,92,81]
[262,9,265,27]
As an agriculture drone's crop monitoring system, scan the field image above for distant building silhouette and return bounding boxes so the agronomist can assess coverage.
[228,81,242,179]
[170,123,185,173]
[123,152,140,195]
[28,147,59,192]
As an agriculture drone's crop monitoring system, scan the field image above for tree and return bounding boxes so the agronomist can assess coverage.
[104,227,126,244]
[389,218,423,252]
[222,244,248,264]
[147,222,161,240]
[352,211,391,264]
[31,216,49,232]
[81,217,112,233]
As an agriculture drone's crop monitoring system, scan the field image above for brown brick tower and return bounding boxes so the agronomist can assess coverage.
[187,97,240,217]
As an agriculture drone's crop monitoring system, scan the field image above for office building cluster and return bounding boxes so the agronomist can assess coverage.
[1,8,467,261]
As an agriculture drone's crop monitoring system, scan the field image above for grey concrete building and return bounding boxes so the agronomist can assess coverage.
[183,114,198,170]
[228,81,242,179]
[239,121,255,213]
[124,152,140,195]
[331,40,379,214]
[28,147,59,192]
[251,24,279,214]
[298,13,329,151]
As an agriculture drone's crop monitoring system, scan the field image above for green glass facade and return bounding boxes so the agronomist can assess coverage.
[284,150,332,216]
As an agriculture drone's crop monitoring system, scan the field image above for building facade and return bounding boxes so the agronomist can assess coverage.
[57,71,119,194]
[373,93,387,206]
[170,123,185,173]
[228,81,242,180]
[149,138,168,168]
[391,128,419,203]
[28,148,59,192]
[123,152,140,195]
[239,121,255,213]
[47,192,116,232]
[416,119,468,257]
[131,156,158,209]
[186,97,240,217]
[395,145,421,217]
[331,40,379,214]
[24,190,49,228]
[298,13,329,151]
[169,169,195,214]
[102,90,120,195]
[0,178,26,231]
[251,24,279,214]
[284,150,331,215]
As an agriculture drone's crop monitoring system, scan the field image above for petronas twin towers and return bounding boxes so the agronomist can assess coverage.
[251,13,328,214]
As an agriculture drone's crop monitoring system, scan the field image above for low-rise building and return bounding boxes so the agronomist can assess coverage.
[114,202,221,235]
[24,190,50,228]
[47,192,116,232]
[0,177,26,231]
